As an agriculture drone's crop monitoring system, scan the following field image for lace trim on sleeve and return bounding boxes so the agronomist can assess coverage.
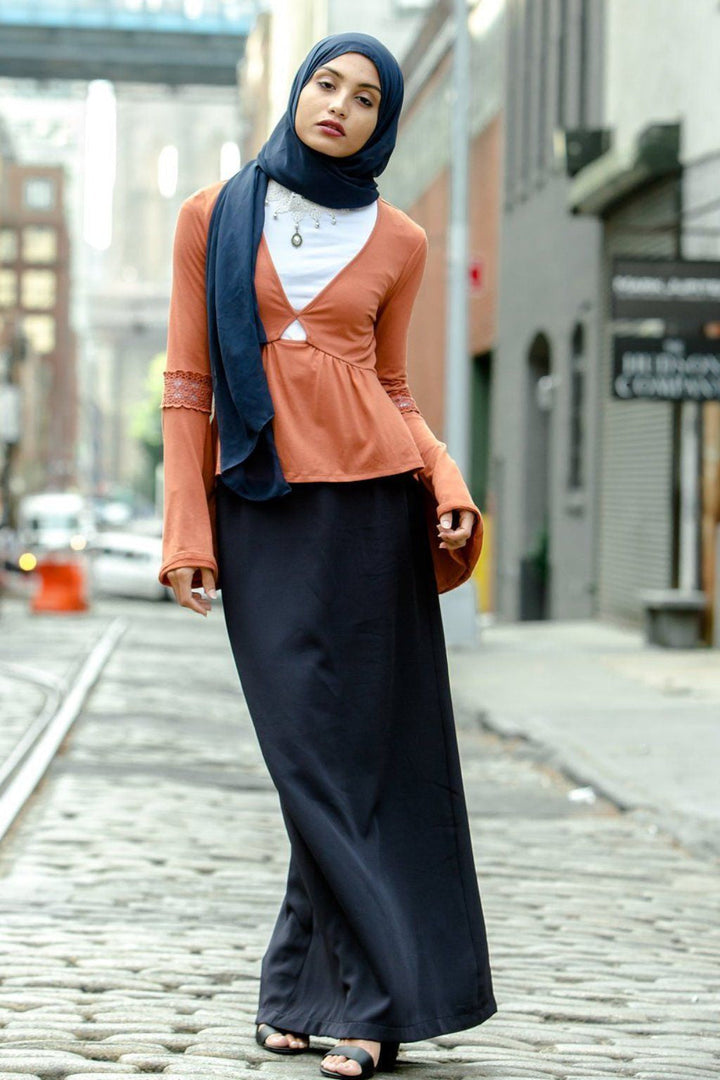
[382,380,421,416]
[161,369,213,413]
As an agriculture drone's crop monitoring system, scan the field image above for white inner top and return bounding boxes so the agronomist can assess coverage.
[263,178,378,340]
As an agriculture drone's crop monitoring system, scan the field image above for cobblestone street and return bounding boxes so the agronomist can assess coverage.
[0,598,718,1079]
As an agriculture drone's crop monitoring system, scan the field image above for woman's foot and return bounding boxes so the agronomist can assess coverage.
[256,1023,309,1051]
[321,1039,380,1077]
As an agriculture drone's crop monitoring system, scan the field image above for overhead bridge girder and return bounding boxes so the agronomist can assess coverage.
[0,25,248,86]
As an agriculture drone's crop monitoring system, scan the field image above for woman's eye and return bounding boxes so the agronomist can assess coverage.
[317,80,374,108]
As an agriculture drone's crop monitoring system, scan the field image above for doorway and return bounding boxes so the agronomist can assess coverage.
[520,333,552,620]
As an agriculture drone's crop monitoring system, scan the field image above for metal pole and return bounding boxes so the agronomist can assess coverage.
[440,0,476,647]
[445,0,471,474]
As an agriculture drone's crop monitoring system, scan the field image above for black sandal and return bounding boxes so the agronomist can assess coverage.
[256,1022,309,1055]
[320,1040,400,1077]
[378,1042,400,1073]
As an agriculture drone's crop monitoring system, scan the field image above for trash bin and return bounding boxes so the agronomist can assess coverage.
[640,589,706,648]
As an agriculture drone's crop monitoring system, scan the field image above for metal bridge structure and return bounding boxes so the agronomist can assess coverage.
[0,1,259,86]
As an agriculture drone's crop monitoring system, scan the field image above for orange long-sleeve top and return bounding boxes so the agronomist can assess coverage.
[159,179,483,591]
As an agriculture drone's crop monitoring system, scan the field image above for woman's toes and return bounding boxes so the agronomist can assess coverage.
[322,1040,379,1075]
[323,1057,360,1077]
[261,1029,307,1050]
[266,1032,290,1048]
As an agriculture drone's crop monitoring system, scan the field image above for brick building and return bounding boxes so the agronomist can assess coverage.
[0,151,77,497]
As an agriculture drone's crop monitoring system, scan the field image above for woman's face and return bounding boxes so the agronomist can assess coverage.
[294,52,381,158]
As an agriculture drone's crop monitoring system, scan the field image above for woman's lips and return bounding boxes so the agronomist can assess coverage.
[316,122,345,137]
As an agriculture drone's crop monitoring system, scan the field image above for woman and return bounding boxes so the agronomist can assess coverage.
[159,31,497,1080]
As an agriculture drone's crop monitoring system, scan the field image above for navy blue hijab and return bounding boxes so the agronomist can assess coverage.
[205,32,405,500]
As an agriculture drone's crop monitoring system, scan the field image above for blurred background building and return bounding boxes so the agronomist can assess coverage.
[0,0,718,639]
[86,82,240,497]
[565,0,720,639]
[0,123,77,495]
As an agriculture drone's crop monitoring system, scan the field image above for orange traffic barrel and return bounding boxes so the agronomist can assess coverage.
[30,558,90,613]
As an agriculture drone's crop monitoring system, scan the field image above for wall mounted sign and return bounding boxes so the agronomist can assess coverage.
[612,336,720,401]
[611,257,720,322]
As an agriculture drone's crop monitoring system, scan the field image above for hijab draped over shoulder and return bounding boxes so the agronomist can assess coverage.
[205,31,405,500]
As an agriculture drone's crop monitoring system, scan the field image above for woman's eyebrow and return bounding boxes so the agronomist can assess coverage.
[315,66,382,95]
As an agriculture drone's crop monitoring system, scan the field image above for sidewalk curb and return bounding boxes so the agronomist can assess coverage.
[459,700,720,863]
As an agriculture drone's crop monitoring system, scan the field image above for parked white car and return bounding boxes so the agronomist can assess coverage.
[17,491,96,556]
[87,530,169,602]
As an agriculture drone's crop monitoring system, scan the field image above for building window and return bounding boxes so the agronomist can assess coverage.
[567,322,585,490]
[0,270,17,308]
[23,314,56,354]
[21,270,56,310]
[23,176,56,211]
[22,226,58,263]
[0,229,18,262]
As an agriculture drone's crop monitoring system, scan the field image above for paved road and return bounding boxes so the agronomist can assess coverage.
[0,597,718,1079]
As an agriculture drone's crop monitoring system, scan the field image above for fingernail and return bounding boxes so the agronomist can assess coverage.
[208,589,217,598]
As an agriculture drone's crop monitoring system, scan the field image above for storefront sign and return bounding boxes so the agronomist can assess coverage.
[612,336,720,401]
[611,257,720,322]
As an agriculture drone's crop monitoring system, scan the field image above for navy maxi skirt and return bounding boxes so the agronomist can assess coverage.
[215,469,497,1043]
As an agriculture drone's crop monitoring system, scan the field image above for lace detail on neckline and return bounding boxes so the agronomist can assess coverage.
[265,178,355,222]
[162,369,213,413]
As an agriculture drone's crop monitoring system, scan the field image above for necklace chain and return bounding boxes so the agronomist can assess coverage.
[264,178,352,247]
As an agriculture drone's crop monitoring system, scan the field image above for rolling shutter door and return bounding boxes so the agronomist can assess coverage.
[597,175,679,620]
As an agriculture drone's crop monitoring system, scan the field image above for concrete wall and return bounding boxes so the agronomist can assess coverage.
[494,180,602,619]
[604,0,720,164]
[328,0,426,66]
[493,0,605,620]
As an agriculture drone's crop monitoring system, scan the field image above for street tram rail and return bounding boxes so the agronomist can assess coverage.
[0,616,127,844]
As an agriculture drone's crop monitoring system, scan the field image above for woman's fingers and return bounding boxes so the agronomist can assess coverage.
[437,509,476,550]
[167,567,214,616]
[201,567,217,599]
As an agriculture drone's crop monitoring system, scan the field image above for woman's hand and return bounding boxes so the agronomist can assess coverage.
[437,509,476,551]
[167,566,217,616]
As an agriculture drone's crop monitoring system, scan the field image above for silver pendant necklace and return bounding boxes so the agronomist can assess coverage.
[264,177,352,247]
